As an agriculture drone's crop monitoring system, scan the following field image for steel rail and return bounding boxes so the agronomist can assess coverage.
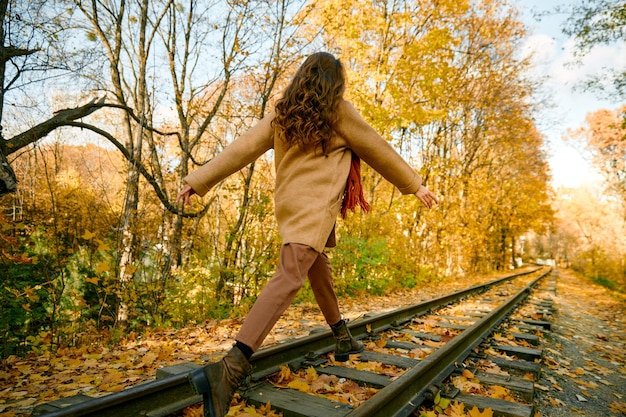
[32,267,543,417]
[346,267,552,417]
[251,266,540,376]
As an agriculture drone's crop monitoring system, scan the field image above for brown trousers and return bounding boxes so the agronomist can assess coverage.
[235,243,342,351]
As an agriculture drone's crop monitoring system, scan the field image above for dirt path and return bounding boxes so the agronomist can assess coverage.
[534,269,626,416]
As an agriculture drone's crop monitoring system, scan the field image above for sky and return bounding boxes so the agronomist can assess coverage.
[513,0,625,189]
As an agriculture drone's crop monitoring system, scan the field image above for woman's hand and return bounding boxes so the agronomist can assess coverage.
[414,185,439,209]
[176,184,196,206]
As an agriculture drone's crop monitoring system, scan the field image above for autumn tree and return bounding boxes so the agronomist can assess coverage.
[568,105,626,208]
[553,185,626,291]
[1,0,560,356]
[299,0,553,276]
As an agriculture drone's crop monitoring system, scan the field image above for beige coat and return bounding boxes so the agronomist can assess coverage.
[184,99,422,252]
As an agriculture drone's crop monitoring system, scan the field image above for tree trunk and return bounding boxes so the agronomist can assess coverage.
[511,235,517,268]
[115,0,150,326]
[0,148,16,195]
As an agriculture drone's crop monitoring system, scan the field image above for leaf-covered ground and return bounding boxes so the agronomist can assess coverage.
[533,269,626,416]
[1,269,624,417]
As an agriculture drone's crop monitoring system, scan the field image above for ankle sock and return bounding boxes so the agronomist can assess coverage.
[235,341,254,360]
[330,319,345,329]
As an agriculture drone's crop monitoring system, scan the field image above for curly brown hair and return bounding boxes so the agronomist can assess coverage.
[272,52,346,154]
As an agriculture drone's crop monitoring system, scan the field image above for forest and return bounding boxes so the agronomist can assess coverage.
[0,0,624,360]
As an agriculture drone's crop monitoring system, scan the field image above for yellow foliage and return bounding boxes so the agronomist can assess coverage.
[82,230,96,240]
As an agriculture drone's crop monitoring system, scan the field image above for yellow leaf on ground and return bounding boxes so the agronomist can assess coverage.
[549,398,566,406]
[276,365,291,383]
[438,396,451,410]
[489,385,509,399]
[242,405,260,415]
[609,401,626,414]
[493,333,509,342]
[468,405,493,417]
[287,379,310,392]
[138,351,158,367]
[305,366,317,382]
[448,401,466,416]
[10,398,37,409]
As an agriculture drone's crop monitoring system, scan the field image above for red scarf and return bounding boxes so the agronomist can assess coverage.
[341,153,371,218]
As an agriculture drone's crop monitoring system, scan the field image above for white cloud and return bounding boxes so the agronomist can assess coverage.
[550,40,626,88]
[521,34,559,66]
[521,34,558,71]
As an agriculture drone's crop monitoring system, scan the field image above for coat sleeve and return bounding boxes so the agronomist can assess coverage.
[183,113,275,197]
[335,100,422,195]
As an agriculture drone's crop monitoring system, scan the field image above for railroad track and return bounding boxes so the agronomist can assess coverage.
[33,266,555,417]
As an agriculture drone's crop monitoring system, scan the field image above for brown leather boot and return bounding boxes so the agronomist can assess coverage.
[331,320,364,362]
[188,346,253,417]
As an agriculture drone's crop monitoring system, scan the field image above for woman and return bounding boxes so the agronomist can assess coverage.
[176,52,438,417]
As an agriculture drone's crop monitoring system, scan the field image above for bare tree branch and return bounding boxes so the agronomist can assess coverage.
[2,97,106,155]
[1,95,179,154]
[0,45,40,64]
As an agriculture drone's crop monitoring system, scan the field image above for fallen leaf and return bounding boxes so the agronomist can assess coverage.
[468,405,493,417]
[549,398,566,406]
[488,385,509,399]
[286,379,310,392]
[609,402,626,414]
[462,369,474,379]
